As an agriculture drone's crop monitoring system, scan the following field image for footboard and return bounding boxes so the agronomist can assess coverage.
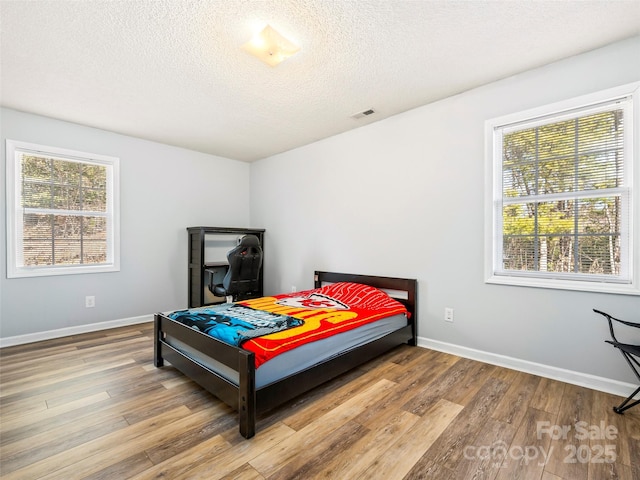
[154,314,257,438]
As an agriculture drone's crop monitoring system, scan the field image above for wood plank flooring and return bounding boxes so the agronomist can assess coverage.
[1,322,638,479]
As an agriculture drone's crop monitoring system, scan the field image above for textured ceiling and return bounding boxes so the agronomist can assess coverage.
[1,0,639,162]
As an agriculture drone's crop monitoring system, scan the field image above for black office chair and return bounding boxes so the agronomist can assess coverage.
[594,309,640,414]
[210,235,263,302]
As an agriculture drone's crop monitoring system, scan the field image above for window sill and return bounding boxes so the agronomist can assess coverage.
[8,263,120,279]
[485,274,640,296]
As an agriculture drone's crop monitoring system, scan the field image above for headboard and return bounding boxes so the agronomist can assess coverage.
[314,270,417,333]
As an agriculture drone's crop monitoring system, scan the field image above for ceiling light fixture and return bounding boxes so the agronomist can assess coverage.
[242,24,300,67]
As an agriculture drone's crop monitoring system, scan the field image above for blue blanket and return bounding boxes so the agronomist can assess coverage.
[167,304,304,346]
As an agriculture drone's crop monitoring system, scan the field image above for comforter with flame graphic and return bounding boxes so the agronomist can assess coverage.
[169,282,408,368]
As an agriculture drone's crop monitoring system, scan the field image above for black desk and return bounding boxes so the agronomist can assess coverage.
[187,226,265,308]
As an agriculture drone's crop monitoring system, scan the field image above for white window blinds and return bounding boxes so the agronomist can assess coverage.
[21,153,109,266]
[500,101,629,280]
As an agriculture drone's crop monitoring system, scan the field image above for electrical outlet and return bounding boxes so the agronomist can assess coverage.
[85,296,95,308]
[291,285,297,292]
[444,307,454,322]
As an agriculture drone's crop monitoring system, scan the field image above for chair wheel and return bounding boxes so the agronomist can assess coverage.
[613,406,623,414]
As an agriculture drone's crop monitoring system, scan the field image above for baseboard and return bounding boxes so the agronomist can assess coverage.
[418,336,636,399]
[0,314,154,348]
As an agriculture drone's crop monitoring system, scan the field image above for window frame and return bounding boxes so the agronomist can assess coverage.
[6,140,120,278]
[484,82,640,295]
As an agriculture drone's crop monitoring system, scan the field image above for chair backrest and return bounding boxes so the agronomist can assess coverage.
[221,235,263,296]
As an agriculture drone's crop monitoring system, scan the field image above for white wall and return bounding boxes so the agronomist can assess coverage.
[0,108,251,340]
[250,36,640,386]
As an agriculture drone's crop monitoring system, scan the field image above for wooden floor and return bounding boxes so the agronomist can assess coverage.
[1,323,638,480]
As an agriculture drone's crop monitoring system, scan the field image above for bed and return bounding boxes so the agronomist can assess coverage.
[154,270,417,438]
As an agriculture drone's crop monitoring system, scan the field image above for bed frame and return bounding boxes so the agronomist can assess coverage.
[154,270,417,438]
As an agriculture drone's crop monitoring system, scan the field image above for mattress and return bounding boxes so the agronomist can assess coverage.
[165,312,407,388]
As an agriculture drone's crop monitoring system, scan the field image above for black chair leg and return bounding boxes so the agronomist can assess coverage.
[613,384,640,414]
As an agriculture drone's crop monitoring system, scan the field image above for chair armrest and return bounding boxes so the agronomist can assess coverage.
[594,309,640,344]
[594,309,640,328]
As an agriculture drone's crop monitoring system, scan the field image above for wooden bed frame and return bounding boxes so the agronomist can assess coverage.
[154,270,417,438]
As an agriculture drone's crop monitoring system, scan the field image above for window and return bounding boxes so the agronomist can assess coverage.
[485,83,639,295]
[6,140,120,278]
